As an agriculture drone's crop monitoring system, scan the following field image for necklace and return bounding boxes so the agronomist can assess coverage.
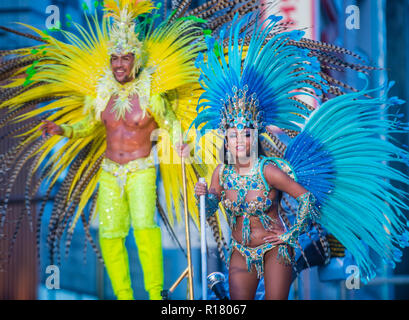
[223,159,264,201]
[234,158,259,177]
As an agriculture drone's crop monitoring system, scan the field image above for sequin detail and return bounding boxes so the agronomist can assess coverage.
[101,155,155,196]
[278,192,318,259]
[220,160,276,245]
[97,166,157,239]
[229,238,275,278]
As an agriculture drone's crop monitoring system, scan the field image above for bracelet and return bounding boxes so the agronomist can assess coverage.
[196,193,220,218]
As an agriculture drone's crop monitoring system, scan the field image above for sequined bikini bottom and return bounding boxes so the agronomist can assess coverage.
[229,237,293,278]
[229,238,276,279]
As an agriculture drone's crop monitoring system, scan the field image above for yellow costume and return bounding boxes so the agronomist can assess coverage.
[52,0,201,300]
[98,159,160,300]
[0,0,210,300]
[0,0,281,300]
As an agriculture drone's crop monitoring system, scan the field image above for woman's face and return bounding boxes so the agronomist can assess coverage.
[226,127,256,163]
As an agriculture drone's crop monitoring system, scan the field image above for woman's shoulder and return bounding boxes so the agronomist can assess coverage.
[259,157,299,194]
[214,163,224,177]
[262,163,284,180]
[258,157,288,190]
[259,157,282,174]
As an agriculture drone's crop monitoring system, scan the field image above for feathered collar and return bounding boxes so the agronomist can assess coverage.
[90,67,154,121]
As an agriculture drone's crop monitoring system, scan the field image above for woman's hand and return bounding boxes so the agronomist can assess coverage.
[39,120,63,138]
[194,181,208,197]
[263,229,286,246]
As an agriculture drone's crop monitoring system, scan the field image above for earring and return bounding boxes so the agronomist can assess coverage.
[226,149,233,164]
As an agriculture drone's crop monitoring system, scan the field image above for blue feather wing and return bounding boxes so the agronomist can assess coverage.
[284,85,409,282]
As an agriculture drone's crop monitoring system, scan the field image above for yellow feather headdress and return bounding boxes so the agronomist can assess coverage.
[103,0,155,56]
[104,0,155,20]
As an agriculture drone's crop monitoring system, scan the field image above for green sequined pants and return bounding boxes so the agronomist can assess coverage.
[97,158,157,238]
[97,157,163,300]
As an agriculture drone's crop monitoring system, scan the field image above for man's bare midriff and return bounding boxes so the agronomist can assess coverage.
[101,93,158,164]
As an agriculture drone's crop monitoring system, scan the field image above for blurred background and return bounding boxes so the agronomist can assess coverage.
[0,0,408,300]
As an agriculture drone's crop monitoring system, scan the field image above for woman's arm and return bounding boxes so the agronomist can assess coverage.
[263,164,317,248]
[263,163,307,198]
[194,164,224,218]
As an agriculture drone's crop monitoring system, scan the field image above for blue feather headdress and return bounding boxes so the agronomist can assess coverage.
[192,13,328,136]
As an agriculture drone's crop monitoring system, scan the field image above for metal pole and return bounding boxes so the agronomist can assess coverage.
[181,155,194,300]
[199,177,207,300]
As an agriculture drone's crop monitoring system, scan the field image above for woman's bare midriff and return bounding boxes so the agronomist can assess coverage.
[230,204,285,248]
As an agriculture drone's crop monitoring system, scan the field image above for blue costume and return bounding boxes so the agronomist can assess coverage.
[193,13,409,284]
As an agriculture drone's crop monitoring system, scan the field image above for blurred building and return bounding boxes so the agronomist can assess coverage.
[0,0,94,300]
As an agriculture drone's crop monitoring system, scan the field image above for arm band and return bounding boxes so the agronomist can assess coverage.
[196,193,220,218]
[279,192,318,248]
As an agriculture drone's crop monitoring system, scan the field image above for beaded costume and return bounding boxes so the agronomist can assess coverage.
[204,156,316,277]
[192,13,409,284]
[220,158,289,277]
[230,238,275,279]
[219,160,275,246]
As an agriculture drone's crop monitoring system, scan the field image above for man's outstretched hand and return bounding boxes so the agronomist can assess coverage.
[39,120,63,138]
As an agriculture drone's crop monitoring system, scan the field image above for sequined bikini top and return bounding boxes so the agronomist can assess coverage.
[219,159,277,245]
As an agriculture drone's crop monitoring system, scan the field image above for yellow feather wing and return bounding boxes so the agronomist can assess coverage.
[144,18,221,227]
[0,14,111,237]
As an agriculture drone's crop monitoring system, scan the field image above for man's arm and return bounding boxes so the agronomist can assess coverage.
[149,91,183,148]
[60,113,101,139]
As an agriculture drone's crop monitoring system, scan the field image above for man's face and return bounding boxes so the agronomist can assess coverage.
[110,53,135,84]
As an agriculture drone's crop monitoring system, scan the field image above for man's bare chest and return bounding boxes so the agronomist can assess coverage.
[101,94,153,129]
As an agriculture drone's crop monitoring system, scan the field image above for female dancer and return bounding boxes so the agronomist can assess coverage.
[193,13,409,300]
[195,126,312,300]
